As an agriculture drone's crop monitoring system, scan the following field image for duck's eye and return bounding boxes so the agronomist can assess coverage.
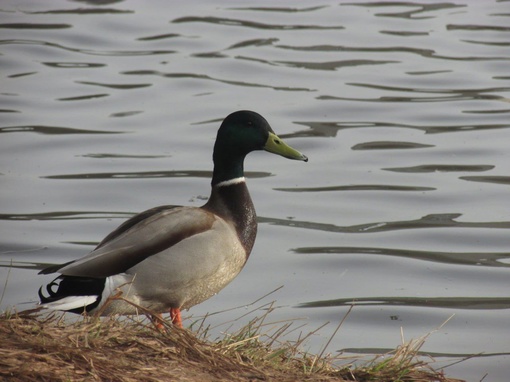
[246,120,253,127]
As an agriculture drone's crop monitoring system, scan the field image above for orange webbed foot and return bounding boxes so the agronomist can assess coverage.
[152,313,165,330]
[170,307,182,328]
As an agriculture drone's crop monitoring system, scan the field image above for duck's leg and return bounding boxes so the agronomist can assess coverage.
[170,307,182,328]
[152,313,165,330]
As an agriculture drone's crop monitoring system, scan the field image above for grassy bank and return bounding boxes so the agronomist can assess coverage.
[0,307,464,382]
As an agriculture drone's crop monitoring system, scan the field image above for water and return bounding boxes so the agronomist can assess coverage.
[1,1,510,380]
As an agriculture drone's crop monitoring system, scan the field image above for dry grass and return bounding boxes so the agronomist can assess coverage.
[0,301,465,382]
[345,327,463,382]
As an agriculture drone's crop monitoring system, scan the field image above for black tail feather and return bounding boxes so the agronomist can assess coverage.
[38,276,106,314]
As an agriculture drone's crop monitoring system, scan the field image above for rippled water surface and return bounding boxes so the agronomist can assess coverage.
[1,1,510,380]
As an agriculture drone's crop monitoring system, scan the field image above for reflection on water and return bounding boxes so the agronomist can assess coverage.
[122,70,314,92]
[292,246,510,268]
[460,175,510,185]
[352,141,434,150]
[277,184,435,191]
[384,164,494,173]
[0,211,134,221]
[1,1,510,380]
[293,120,510,137]
[0,126,121,134]
[261,213,510,234]
[343,2,466,19]
[299,296,510,310]
[172,15,345,30]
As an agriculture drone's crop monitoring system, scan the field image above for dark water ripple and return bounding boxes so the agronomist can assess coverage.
[462,39,510,47]
[57,93,109,101]
[80,153,168,159]
[28,8,133,15]
[276,43,510,62]
[121,70,313,92]
[227,38,278,50]
[292,246,510,268]
[352,141,434,150]
[0,39,175,56]
[293,121,510,137]
[0,23,71,29]
[42,62,106,68]
[277,59,399,70]
[275,185,435,192]
[0,211,134,222]
[277,44,437,59]
[384,164,495,173]
[298,296,510,310]
[319,83,510,103]
[317,93,504,103]
[343,2,466,19]
[76,81,152,90]
[172,16,344,30]
[260,213,510,234]
[460,176,510,186]
[0,125,122,135]
[447,24,510,32]
[228,6,328,13]
[137,33,181,41]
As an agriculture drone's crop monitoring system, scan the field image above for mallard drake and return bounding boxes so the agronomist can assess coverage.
[38,110,307,327]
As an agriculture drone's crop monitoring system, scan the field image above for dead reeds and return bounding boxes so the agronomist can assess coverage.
[0,301,465,382]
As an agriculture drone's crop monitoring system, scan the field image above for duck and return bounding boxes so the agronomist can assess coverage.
[38,110,308,327]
